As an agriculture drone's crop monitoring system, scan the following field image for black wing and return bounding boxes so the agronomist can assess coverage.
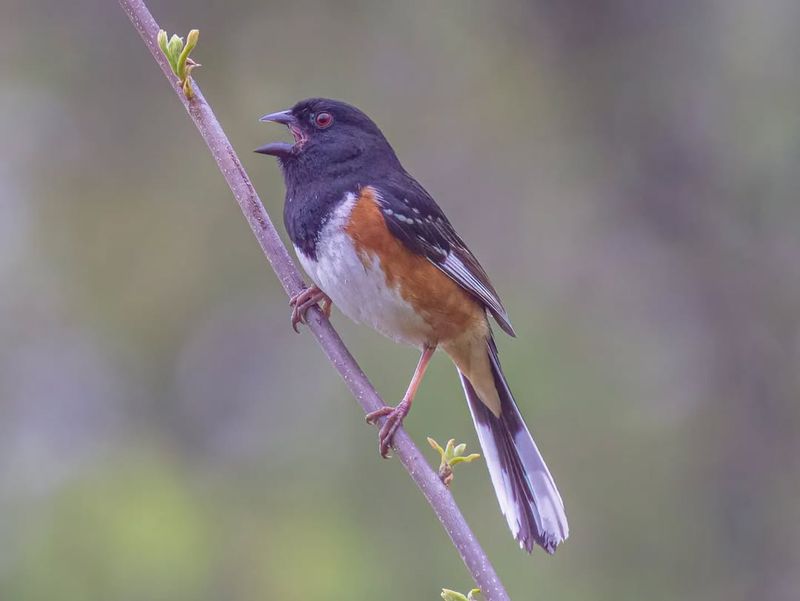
[372,176,516,337]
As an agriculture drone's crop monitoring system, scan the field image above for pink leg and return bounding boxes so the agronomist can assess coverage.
[289,285,332,333]
[366,346,436,458]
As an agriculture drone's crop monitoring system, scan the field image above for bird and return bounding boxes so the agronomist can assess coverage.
[255,98,568,554]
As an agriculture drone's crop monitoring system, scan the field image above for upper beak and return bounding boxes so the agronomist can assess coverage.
[258,110,295,125]
[255,109,297,157]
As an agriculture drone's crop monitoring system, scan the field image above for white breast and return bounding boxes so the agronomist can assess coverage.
[295,193,430,347]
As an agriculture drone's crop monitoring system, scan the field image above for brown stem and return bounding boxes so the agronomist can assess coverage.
[117,1,512,599]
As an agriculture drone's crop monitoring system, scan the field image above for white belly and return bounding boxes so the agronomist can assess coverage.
[295,193,430,347]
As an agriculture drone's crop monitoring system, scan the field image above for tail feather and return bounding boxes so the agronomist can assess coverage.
[459,339,569,553]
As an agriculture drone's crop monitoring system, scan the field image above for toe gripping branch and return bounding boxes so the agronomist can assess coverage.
[289,286,332,333]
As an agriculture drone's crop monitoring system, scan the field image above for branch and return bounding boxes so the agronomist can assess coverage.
[117,2,511,599]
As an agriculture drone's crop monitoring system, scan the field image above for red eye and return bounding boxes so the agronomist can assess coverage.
[314,112,333,128]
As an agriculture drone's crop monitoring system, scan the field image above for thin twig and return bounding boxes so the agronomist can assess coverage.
[117,1,511,599]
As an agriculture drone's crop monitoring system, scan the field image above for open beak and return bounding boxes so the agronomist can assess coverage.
[255,109,298,157]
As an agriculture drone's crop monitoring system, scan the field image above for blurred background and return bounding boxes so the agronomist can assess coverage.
[2,0,799,599]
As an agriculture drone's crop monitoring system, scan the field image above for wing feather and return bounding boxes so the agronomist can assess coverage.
[372,181,516,337]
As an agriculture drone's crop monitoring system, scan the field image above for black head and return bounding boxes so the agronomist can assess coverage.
[255,98,399,178]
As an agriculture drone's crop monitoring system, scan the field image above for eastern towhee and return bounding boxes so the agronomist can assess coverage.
[256,98,568,553]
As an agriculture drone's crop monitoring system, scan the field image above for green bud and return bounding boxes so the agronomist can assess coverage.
[156,29,201,98]
[428,437,480,487]
[157,30,168,56]
[451,453,481,467]
[167,34,183,57]
[178,29,199,80]
[428,437,445,455]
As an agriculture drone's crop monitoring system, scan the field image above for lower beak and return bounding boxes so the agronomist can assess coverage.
[254,141,294,157]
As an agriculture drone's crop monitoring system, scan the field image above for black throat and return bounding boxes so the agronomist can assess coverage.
[279,139,400,259]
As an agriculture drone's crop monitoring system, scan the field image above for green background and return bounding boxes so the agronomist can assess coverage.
[1,1,799,600]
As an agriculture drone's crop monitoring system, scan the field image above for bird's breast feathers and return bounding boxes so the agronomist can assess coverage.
[294,187,484,347]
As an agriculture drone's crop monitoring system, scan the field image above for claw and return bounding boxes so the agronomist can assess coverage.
[364,406,393,425]
[365,399,411,458]
[289,286,332,332]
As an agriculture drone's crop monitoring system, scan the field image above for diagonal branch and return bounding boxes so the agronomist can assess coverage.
[117,1,511,599]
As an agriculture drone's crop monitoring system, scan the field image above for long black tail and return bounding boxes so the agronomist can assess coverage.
[459,338,569,553]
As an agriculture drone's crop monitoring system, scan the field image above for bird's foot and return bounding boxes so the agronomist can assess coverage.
[365,398,412,458]
[289,285,332,332]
